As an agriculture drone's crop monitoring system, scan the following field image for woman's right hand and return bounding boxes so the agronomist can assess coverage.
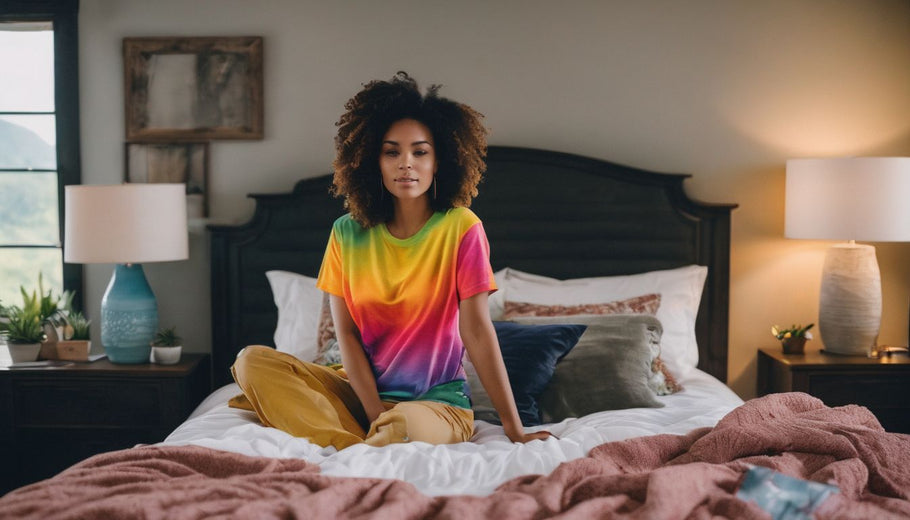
[364,404,387,424]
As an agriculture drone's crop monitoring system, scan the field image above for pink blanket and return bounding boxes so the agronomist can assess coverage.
[3,393,909,519]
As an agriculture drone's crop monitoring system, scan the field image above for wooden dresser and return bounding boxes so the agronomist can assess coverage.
[0,354,211,494]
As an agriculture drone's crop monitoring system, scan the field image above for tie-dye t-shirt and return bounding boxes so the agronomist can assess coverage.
[316,207,497,409]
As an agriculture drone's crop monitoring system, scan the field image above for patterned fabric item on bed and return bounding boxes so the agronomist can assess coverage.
[502,295,681,395]
[502,293,661,319]
[512,314,665,423]
[315,293,337,364]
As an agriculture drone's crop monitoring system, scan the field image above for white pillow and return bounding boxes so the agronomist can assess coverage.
[504,265,707,377]
[265,270,323,362]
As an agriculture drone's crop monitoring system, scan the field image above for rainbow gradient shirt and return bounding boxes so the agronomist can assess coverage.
[316,207,497,409]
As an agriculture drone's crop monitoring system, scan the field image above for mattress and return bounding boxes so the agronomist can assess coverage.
[160,368,743,496]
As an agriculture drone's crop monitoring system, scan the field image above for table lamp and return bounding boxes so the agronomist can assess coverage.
[64,184,188,363]
[785,157,910,355]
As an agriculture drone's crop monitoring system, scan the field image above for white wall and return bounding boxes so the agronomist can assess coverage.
[79,0,910,398]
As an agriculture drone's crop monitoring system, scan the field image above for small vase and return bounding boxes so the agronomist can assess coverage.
[39,323,63,360]
[42,323,64,343]
[39,340,58,360]
[781,336,807,355]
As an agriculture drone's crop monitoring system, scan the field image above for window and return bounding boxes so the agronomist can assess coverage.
[0,1,80,308]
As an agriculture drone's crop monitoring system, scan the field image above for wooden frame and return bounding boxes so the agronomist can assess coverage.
[125,142,209,218]
[123,36,263,141]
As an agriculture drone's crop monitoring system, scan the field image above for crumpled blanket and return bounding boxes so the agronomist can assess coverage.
[2,392,909,519]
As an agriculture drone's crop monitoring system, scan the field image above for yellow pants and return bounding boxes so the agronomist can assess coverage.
[229,345,474,450]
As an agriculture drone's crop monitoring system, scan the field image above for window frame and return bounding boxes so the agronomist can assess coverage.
[1,0,82,310]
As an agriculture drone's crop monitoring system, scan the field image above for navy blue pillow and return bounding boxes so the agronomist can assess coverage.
[490,321,587,427]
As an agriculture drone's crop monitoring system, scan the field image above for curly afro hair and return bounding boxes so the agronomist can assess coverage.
[331,72,488,228]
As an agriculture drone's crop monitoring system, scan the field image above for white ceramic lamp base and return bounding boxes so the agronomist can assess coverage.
[818,243,881,356]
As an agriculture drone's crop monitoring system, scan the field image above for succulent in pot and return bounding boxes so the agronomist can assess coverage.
[1,306,46,362]
[16,274,74,359]
[150,326,182,365]
[64,310,91,341]
[771,323,814,354]
[57,310,93,361]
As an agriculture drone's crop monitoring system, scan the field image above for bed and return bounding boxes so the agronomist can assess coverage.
[4,147,910,519]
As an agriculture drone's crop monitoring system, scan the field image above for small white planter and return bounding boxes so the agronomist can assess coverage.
[150,345,182,365]
[8,342,42,363]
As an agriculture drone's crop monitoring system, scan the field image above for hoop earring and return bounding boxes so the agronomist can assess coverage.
[433,177,437,200]
[379,177,384,202]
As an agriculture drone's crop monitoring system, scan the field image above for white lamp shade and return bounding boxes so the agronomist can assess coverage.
[64,184,189,264]
[785,157,910,241]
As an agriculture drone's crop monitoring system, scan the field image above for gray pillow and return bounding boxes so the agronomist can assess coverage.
[512,314,664,423]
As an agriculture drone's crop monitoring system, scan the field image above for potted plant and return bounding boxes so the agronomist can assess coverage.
[1,306,46,362]
[17,274,73,359]
[771,323,814,355]
[56,310,92,361]
[150,326,182,365]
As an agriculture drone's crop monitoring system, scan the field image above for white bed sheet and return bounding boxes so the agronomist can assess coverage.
[160,369,743,496]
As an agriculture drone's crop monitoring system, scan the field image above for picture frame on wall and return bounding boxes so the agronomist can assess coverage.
[123,36,263,141]
[125,142,209,219]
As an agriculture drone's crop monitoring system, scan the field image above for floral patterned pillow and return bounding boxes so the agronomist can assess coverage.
[503,293,681,395]
[315,293,339,365]
[502,293,662,319]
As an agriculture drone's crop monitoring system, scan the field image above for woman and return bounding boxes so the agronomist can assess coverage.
[231,72,550,449]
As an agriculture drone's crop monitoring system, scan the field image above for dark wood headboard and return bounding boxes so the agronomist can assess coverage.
[209,146,737,387]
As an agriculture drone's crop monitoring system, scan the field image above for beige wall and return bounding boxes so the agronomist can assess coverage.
[79,0,910,398]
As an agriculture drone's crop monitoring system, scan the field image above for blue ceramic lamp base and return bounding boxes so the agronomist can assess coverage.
[101,263,158,364]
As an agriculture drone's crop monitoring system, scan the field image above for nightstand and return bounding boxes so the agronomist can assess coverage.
[0,354,211,494]
[757,347,910,434]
